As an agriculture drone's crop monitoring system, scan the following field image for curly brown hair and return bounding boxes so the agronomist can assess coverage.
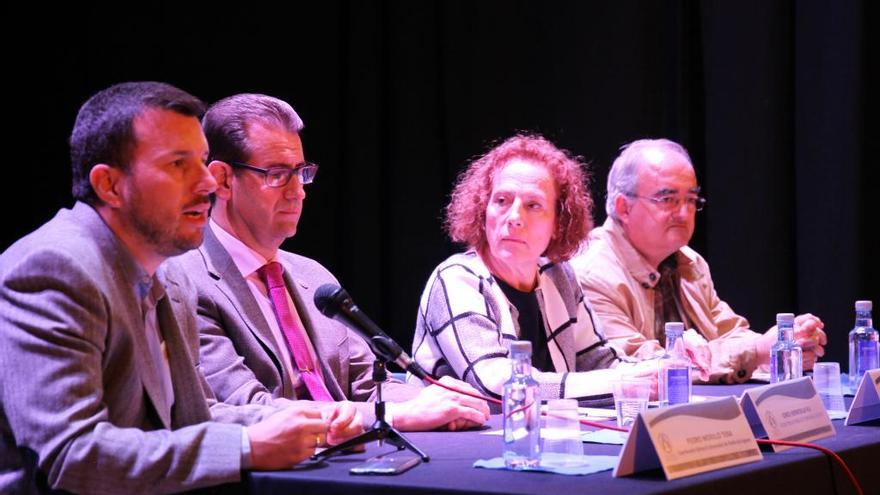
[445,134,594,262]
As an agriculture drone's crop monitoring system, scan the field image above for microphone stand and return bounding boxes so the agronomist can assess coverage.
[310,359,430,462]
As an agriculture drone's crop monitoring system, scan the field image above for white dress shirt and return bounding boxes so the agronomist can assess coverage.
[209,220,322,396]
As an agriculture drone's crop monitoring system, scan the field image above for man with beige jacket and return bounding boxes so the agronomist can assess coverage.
[571,138,826,383]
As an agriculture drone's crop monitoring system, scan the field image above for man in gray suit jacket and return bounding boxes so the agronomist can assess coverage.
[170,93,489,431]
[0,82,359,494]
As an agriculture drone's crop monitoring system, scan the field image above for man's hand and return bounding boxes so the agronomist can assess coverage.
[618,360,660,401]
[757,313,826,370]
[681,329,711,382]
[246,406,328,470]
[393,376,490,431]
[321,401,364,447]
[794,313,826,370]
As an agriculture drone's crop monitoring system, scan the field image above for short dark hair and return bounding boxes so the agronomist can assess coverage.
[70,81,205,204]
[446,134,594,262]
[202,93,304,164]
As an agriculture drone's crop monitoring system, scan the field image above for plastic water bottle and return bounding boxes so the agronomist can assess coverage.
[770,313,803,383]
[658,322,691,406]
[848,300,878,388]
[503,340,541,469]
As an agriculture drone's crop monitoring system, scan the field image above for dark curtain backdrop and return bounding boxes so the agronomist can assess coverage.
[4,1,876,367]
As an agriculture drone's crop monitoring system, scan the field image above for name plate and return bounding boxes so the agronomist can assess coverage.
[613,397,762,480]
[845,368,880,426]
[740,377,835,452]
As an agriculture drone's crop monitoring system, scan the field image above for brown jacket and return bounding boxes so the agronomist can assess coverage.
[571,218,762,383]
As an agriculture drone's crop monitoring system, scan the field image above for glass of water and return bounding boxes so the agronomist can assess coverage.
[541,399,583,466]
[812,362,846,412]
[613,378,651,428]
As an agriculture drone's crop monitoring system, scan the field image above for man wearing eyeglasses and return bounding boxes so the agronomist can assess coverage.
[169,93,489,431]
[571,138,826,383]
[0,83,364,494]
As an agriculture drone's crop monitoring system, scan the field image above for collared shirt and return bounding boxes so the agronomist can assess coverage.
[571,218,760,383]
[653,255,693,347]
[137,228,253,470]
[209,220,319,397]
[137,270,175,417]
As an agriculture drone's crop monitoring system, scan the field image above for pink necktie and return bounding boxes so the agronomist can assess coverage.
[258,262,333,401]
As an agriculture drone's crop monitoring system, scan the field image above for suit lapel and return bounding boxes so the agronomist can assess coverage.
[202,228,284,360]
[121,289,172,428]
[71,203,174,428]
[201,227,294,395]
[537,262,577,372]
[157,273,211,427]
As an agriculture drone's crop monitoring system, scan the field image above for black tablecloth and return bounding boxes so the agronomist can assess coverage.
[247,384,879,495]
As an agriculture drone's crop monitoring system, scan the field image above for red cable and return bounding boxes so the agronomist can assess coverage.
[422,375,863,494]
[578,418,629,432]
[755,438,863,495]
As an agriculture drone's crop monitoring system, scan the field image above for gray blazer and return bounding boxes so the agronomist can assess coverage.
[0,202,267,494]
[169,225,419,425]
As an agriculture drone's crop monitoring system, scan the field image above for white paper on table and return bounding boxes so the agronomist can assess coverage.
[827,410,848,421]
[577,407,618,419]
[581,429,627,445]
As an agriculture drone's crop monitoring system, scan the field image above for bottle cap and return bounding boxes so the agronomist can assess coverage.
[510,340,533,356]
[855,300,872,311]
[664,322,685,335]
[776,313,795,324]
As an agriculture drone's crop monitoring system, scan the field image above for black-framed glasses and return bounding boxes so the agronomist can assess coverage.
[228,161,318,188]
[627,193,707,212]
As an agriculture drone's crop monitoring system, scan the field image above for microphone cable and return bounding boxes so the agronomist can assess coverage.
[420,375,863,495]
[317,283,861,492]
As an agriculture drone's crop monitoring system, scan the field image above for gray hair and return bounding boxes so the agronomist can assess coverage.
[605,138,693,220]
[202,93,304,164]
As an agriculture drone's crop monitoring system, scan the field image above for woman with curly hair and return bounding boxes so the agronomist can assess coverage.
[411,134,657,406]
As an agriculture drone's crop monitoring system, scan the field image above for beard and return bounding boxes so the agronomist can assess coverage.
[125,189,209,258]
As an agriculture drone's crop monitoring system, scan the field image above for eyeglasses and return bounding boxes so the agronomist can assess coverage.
[627,193,707,212]
[228,161,318,188]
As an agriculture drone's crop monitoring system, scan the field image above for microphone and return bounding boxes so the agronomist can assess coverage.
[314,284,429,380]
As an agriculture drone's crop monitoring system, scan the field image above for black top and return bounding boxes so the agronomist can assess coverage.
[495,278,555,372]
